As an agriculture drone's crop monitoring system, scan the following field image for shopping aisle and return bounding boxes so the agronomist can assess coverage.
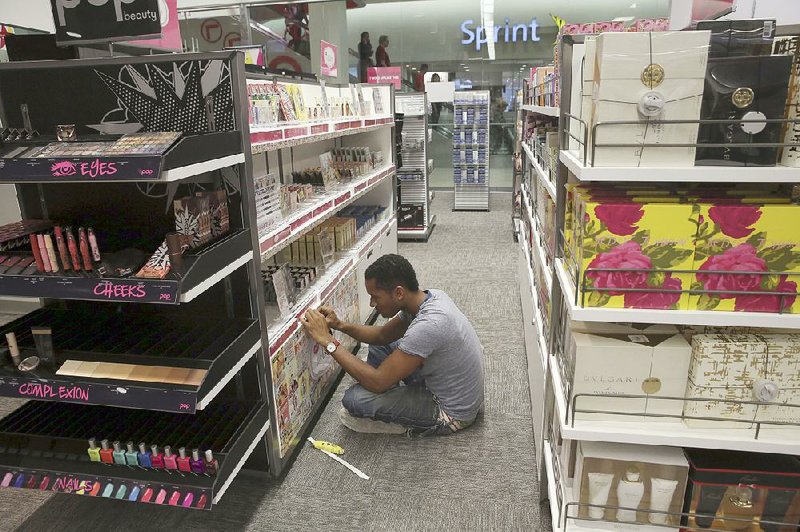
[8,191,548,531]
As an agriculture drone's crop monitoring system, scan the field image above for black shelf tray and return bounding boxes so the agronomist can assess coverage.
[0,399,269,509]
[0,229,251,304]
[0,132,242,183]
[0,308,260,413]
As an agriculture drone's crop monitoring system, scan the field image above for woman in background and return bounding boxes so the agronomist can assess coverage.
[358,32,373,83]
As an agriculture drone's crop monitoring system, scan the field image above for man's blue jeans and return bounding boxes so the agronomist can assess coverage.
[341,342,474,435]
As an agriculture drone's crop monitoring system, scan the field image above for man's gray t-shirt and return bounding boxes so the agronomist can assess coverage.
[398,289,484,421]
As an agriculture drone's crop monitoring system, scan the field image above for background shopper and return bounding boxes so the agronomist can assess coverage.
[415,64,429,92]
[376,35,391,67]
[429,73,442,124]
[358,32,373,83]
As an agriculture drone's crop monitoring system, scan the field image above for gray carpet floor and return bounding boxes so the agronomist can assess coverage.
[1,191,549,531]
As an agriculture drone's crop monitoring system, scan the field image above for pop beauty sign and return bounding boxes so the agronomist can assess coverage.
[51,0,162,45]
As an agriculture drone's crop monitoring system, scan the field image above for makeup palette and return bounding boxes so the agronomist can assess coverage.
[17,132,182,159]
[0,220,53,251]
[57,360,207,386]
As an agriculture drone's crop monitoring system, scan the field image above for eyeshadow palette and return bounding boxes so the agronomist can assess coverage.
[17,132,182,159]
[0,220,53,251]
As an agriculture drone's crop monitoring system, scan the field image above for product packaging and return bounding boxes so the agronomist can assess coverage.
[774,36,800,168]
[684,449,800,531]
[697,19,776,58]
[572,441,688,530]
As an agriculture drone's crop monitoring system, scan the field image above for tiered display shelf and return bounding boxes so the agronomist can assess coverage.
[396,93,435,241]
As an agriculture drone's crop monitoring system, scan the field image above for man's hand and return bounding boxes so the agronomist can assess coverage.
[317,305,342,331]
[301,309,335,346]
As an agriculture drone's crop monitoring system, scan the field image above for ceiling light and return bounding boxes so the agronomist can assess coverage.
[630,2,637,7]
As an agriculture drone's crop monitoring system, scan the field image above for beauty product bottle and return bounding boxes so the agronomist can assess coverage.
[203,450,219,476]
[163,446,178,470]
[128,485,141,502]
[182,492,194,508]
[13,474,25,488]
[648,478,678,525]
[195,493,208,509]
[586,472,614,520]
[0,472,12,487]
[693,485,728,528]
[616,467,645,522]
[89,481,102,496]
[169,490,181,506]
[5,332,21,367]
[30,327,54,367]
[98,439,114,464]
[115,484,127,500]
[39,476,50,490]
[176,447,191,472]
[718,486,757,531]
[101,483,114,497]
[26,475,37,489]
[190,449,205,474]
[137,442,152,467]
[87,438,101,462]
[112,441,126,465]
[140,487,154,503]
[150,445,165,469]
[155,488,167,504]
[124,441,139,466]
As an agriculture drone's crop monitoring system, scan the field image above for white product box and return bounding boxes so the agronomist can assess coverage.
[774,36,800,167]
[580,38,597,160]
[568,42,587,153]
[685,334,800,428]
[591,31,710,167]
[573,441,689,531]
[565,329,691,422]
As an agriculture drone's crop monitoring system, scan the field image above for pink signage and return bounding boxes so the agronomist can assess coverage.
[320,40,338,77]
[127,0,182,51]
[367,67,401,89]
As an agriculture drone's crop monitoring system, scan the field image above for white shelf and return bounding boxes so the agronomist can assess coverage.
[522,104,559,117]
[560,149,800,183]
[180,251,253,303]
[520,184,553,294]
[555,257,800,328]
[266,216,396,353]
[251,116,393,154]
[549,350,800,454]
[161,153,245,182]
[522,143,558,203]
[259,165,395,260]
[197,341,261,410]
[543,444,566,532]
[519,235,550,369]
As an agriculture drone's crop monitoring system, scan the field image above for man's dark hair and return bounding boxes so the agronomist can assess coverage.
[365,254,420,292]
[420,63,429,70]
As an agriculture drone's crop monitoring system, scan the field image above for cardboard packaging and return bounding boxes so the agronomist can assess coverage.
[685,334,800,428]
[685,449,800,531]
[697,18,776,57]
[696,55,793,167]
[590,31,710,167]
[774,36,800,168]
[688,203,800,313]
[573,441,689,531]
[564,330,691,422]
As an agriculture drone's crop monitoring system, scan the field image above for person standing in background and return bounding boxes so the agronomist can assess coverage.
[429,73,442,124]
[415,64,429,92]
[376,35,391,67]
[358,32,373,83]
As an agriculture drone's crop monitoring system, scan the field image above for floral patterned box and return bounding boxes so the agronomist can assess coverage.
[573,195,696,310]
[688,203,800,313]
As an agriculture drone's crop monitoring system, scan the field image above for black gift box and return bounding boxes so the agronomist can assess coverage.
[697,19,776,58]
[696,55,793,167]
[398,205,425,229]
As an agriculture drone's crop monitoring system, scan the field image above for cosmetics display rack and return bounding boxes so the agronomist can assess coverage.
[0,230,252,305]
[259,164,395,260]
[516,30,800,531]
[247,74,396,475]
[521,105,559,118]
[453,91,490,211]
[0,52,274,510]
[396,93,435,241]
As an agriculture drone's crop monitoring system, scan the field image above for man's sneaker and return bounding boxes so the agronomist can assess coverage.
[338,407,407,434]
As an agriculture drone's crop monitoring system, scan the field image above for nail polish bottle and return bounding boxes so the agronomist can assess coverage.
[189,449,205,474]
[182,492,194,507]
[155,488,167,504]
[195,493,208,509]
[128,485,141,502]
[115,484,127,499]
[124,441,139,466]
[102,483,114,497]
[99,439,114,464]
[39,476,50,490]
[13,473,25,488]
[169,490,181,506]
[87,438,101,462]
[137,442,152,467]
[203,450,219,476]
[140,487,154,503]
[176,447,191,472]
[112,441,126,465]
[150,445,165,469]
[163,446,178,470]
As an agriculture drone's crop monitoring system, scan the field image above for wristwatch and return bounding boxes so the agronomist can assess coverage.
[325,339,341,354]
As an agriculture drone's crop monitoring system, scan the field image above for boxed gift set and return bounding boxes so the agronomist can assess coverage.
[572,441,689,530]
[684,449,800,531]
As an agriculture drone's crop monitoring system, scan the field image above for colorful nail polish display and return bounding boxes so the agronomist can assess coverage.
[87,438,101,462]
[137,443,152,468]
[99,439,114,464]
[124,442,138,466]
[112,441,126,465]
[189,449,205,474]
[163,446,178,470]
[150,445,165,469]
[176,448,191,473]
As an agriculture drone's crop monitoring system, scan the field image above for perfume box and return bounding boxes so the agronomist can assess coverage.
[590,31,710,167]
[684,449,800,531]
[565,330,691,422]
[398,204,425,229]
[696,55,793,167]
[774,36,800,168]
[697,19,776,58]
[688,203,800,313]
[685,334,800,428]
[573,441,689,531]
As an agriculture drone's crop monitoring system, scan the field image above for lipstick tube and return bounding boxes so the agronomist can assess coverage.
[37,235,51,272]
[78,228,93,271]
[65,227,81,271]
[29,235,45,272]
[87,227,101,262]
[43,234,59,273]
[54,227,71,271]
[5,332,21,367]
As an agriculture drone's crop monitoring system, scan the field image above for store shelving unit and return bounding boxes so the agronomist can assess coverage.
[0,52,270,509]
[521,104,559,117]
[396,93,435,241]
[517,33,800,531]
[453,91,490,211]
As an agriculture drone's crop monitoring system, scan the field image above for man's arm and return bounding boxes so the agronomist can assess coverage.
[319,306,408,346]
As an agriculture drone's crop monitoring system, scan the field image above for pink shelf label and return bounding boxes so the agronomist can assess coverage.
[310,124,329,134]
[350,120,362,129]
[313,201,333,217]
[290,213,313,231]
[364,119,376,126]
[335,192,351,205]
[354,181,367,193]
[284,127,307,139]
[334,122,349,131]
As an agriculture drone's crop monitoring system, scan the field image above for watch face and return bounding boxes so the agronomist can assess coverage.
[326,342,337,353]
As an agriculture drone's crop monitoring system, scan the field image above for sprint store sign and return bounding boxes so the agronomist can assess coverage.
[460,18,541,51]
[51,0,162,45]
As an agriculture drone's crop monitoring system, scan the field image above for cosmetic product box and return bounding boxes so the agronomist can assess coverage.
[695,55,792,167]
[773,36,800,167]
[563,327,690,422]
[684,449,800,531]
[398,205,425,229]
[573,441,689,530]
[684,334,800,429]
[590,31,710,167]
[697,19,776,58]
